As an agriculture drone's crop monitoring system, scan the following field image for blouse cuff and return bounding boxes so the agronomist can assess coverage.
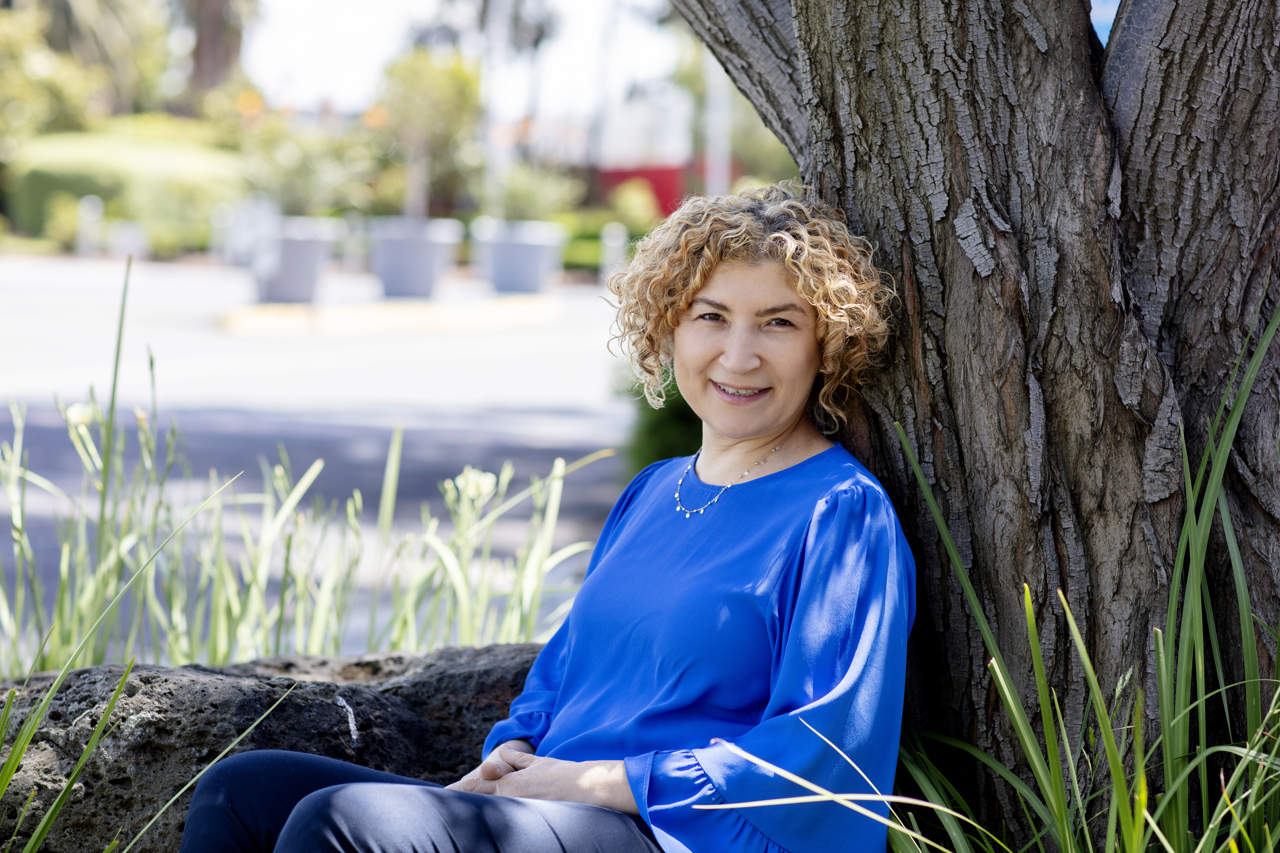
[625,749,783,853]
[482,711,551,757]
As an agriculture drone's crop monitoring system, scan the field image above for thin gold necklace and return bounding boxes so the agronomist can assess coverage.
[674,443,784,519]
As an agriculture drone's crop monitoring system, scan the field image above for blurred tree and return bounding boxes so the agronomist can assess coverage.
[501,160,583,220]
[180,0,256,96]
[38,0,171,112]
[241,114,378,216]
[0,8,102,221]
[667,14,798,186]
[507,0,557,161]
[376,48,482,216]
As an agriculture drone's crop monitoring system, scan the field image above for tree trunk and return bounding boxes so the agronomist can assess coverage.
[190,0,245,94]
[673,0,1280,831]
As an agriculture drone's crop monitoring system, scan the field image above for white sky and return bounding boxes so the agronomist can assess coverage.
[242,0,678,118]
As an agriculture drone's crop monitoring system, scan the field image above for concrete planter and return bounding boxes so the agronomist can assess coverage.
[370,217,465,298]
[255,217,344,304]
[470,219,568,294]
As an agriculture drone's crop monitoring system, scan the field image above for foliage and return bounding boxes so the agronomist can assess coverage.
[0,395,602,676]
[194,80,274,150]
[239,114,380,216]
[104,112,230,149]
[627,380,703,474]
[502,161,586,221]
[6,131,244,254]
[38,0,173,113]
[0,9,103,167]
[608,178,664,236]
[39,189,79,249]
[553,180,662,242]
[372,47,483,214]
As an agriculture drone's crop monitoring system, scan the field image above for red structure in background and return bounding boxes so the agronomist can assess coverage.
[598,167,688,215]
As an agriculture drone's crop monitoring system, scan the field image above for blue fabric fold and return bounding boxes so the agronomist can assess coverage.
[485,446,915,853]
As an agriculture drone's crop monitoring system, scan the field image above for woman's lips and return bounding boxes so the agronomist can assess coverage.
[711,380,771,403]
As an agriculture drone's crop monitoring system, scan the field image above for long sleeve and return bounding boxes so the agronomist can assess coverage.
[482,461,664,759]
[483,619,569,755]
[623,484,916,853]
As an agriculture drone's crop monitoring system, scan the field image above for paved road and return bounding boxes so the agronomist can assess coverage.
[0,255,629,412]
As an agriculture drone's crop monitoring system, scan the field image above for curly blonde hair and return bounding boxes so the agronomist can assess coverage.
[609,183,894,433]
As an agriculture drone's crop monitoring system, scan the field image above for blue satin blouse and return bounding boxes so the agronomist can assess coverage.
[483,445,916,853]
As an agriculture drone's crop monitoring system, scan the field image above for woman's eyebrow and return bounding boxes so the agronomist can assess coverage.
[689,297,808,317]
[690,296,731,311]
[756,303,808,317]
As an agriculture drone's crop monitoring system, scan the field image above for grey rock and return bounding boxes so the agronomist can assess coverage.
[0,644,541,853]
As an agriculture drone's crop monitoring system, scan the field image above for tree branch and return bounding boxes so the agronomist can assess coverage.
[668,0,810,172]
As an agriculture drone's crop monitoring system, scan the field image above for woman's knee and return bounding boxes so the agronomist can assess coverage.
[276,784,479,853]
[277,784,413,852]
[191,750,291,803]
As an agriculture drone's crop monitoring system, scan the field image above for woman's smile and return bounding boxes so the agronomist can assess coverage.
[710,380,771,401]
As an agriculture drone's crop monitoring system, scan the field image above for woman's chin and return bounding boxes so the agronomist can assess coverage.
[702,415,787,444]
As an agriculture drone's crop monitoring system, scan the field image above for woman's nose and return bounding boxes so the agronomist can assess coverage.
[718,325,762,374]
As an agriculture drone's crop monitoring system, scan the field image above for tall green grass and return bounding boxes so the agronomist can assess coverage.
[2,387,242,851]
[0,274,607,679]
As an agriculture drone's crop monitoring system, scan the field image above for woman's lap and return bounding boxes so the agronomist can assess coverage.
[179,750,661,853]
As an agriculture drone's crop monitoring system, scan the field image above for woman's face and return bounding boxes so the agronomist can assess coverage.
[672,260,822,444]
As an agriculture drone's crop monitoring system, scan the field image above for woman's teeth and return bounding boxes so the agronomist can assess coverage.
[715,382,763,397]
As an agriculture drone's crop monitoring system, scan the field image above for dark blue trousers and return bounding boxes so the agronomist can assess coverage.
[178,750,663,853]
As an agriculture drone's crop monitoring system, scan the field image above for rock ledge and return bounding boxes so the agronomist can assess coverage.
[0,644,540,853]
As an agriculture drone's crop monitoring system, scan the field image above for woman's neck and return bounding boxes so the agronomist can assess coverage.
[694,416,835,486]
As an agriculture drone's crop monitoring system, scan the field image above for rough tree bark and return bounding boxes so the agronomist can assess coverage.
[673,0,1280,830]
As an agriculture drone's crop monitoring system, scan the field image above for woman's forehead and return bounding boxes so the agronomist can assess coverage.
[692,261,809,308]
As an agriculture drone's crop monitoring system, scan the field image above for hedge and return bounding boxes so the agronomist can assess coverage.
[7,132,245,255]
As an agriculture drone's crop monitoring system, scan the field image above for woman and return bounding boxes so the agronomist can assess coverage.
[180,183,915,853]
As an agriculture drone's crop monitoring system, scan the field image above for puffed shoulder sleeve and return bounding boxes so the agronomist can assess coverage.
[483,460,668,758]
[624,482,916,853]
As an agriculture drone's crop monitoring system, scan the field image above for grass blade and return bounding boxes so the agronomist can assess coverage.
[93,259,131,571]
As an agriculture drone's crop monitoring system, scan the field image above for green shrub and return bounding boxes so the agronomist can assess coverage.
[7,131,245,254]
[552,208,618,240]
[41,190,79,250]
[562,236,601,269]
[503,162,585,221]
[608,177,663,236]
[241,114,381,216]
[627,382,703,474]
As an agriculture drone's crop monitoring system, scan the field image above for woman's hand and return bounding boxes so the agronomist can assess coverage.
[449,739,535,792]
[447,744,638,815]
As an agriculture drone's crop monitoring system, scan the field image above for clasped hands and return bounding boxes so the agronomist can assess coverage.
[447,740,638,815]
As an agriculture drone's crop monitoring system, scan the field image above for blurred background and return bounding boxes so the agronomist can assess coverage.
[0,0,1120,664]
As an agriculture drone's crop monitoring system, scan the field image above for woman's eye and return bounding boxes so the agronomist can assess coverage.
[697,312,723,322]
[767,317,794,327]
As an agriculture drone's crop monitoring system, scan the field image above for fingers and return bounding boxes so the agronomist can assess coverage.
[479,757,514,780]
[499,745,539,769]
[446,774,497,795]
